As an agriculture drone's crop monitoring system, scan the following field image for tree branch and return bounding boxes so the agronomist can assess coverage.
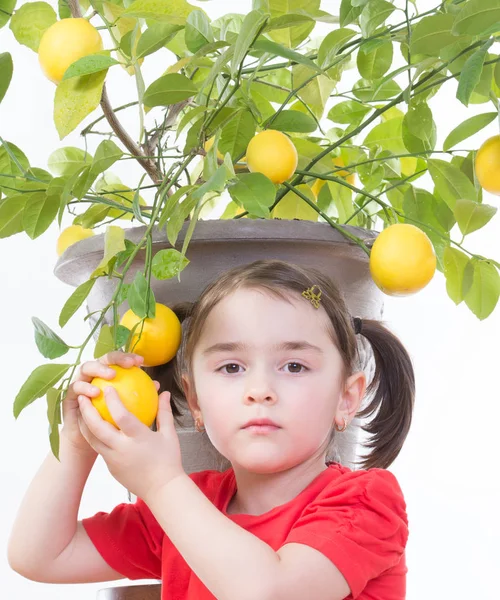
[68,0,162,186]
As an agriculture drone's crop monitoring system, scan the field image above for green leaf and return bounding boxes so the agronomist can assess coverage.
[454,199,497,236]
[47,387,62,459]
[0,52,13,104]
[266,0,319,48]
[328,100,370,125]
[410,14,458,57]
[339,0,362,27]
[143,73,198,107]
[357,41,393,80]
[123,0,196,25]
[267,109,317,133]
[93,225,126,273]
[14,363,71,419]
[59,277,97,328]
[359,0,395,38]
[456,40,493,107]
[136,23,183,58]
[443,112,497,151]
[292,63,336,119]
[54,69,108,139]
[231,10,268,77]
[443,246,471,305]
[127,270,156,319]
[157,184,194,230]
[47,146,93,177]
[317,28,356,70]
[228,172,276,218]
[363,117,406,154]
[264,13,315,33]
[185,9,213,53]
[32,316,69,359]
[464,259,500,320]
[23,191,59,239]
[427,159,477,210]
[252,39,321,72]
[219,109,256,158]
[9,1,57,52]
[90,140,123,176]
[151,248,190,280]
[61,54,119,80]
[93,325,114,359]
[0,140,30,194]
[0,0,16,29]
[271,183,319,221]
[453,0,500,36]
[402,102,436,153]
[0,194,27,238]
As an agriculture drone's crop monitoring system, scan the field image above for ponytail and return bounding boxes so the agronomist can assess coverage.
[355,320,415,470]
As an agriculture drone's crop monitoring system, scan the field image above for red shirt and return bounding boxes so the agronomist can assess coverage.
[82,462,408,599]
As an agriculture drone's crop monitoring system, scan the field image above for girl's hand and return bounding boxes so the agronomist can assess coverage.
[77,388,185,502]
[61,351,159,456]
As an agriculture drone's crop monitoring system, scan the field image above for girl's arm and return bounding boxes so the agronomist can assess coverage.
[8,351,143,583]
[7,436,125,583]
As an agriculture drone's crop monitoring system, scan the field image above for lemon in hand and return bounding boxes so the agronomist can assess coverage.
[56,224,94,256]
[91,365,158,428]
[475,135,500,195]
[120,303,182,367]
[369,223,436,296]
[246,130,298,184]
[38,18,104,84]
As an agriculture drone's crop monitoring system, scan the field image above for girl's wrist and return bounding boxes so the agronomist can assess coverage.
[59,428,99,462]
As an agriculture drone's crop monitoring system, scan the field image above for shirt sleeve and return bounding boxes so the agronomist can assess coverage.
[81,497,164,580]
[81,471,213,581]
[281,468,409,599]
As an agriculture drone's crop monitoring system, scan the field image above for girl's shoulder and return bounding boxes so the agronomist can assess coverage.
[319,462,408,523]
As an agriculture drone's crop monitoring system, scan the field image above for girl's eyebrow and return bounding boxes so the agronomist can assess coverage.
[202,340,325,356]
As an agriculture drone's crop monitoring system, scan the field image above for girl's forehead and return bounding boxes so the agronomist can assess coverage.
[199,287,331,341]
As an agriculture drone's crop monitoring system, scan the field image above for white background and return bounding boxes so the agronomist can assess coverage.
[1,1,499,599]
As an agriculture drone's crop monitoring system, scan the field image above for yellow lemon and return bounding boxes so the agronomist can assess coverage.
[56,224,94,256]
[311,156,356,197]
[204,137,224,161]
[91,365,158,428]
[369,223,436,296]
[246,130,298,184]
[120,302,182,367]
[475,135,500,195]
[38,18,104,84]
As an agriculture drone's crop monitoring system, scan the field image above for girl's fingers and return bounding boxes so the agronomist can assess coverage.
[78,413,111,454]
[73,381,101,397]
[153,380,160,392]
[78,396,122,448]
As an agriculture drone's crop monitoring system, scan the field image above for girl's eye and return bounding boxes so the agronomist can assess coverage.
[217,362,308,374]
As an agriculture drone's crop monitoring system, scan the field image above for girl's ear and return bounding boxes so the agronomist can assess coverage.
[337,371,367,420]
[181,373,202,420]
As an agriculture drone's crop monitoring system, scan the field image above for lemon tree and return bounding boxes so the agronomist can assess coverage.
[3,0,500,456]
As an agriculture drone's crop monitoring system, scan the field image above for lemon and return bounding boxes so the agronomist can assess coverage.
[38,18,104,84]
[91,365,158,428]
[475,135,500,195]
[311,156,356,197]
[56,224,94,256]
[120,302,182,367]
[246,130,298,184]
[369,223,436,296]
[204,137,224,161]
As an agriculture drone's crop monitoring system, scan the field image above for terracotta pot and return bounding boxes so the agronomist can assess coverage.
[54,218,383,470]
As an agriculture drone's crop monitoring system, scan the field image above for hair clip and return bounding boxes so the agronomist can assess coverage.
[302,285,322,309]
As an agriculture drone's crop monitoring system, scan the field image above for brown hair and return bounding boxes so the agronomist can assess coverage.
[144,258,415,470]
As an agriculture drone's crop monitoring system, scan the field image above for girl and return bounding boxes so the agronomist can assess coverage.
[8,258,414,600]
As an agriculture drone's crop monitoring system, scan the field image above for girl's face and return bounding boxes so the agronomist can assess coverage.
[182,287,364,474]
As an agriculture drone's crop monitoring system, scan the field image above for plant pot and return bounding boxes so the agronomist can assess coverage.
[54,218,383,470]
